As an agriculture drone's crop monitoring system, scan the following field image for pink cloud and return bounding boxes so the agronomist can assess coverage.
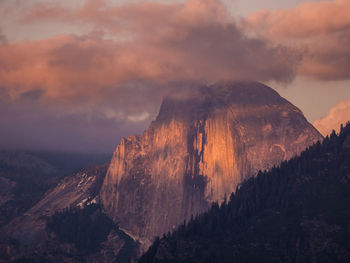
[245,0,350,38]
[20,2,69,22]
[314,99,350,136]
[0,0,299,113]
[0,28,7,44]
[244,0,350,81]
[2,0,349,152]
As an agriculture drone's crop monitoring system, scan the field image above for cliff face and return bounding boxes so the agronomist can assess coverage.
[100,82,322,246]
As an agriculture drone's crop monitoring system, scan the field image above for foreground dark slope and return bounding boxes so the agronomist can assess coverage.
[140,123,350,263]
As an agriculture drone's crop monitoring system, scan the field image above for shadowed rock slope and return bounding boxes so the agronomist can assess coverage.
[0,151,109,227]
[0,164,139,263]
[100,82,322,247]
[139,122,350,263]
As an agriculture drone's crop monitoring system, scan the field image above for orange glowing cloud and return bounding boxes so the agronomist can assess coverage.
[244,0,350,81]
[246,0,350,38]
[1,0,349,152]
[0,0,299,111]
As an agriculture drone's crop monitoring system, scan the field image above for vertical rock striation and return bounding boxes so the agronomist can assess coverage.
[100,82,322,247]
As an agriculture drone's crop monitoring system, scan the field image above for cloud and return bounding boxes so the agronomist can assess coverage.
[245,0,350,38]
[313,99,350,136]
[244,0,350,81]
[7,0,348,152]
[0,0,300,117]
[0,28,7,44]
[20,2,69,22]
[0,89,147,153]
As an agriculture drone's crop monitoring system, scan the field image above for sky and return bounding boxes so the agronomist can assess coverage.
[0,0,349,153]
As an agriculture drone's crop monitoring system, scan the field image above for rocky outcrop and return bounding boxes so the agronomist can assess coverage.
[0,165,105,261]
[1,164,106,240]
[100,82,323,247]
[0,151,109,228]
[0,164,140,263]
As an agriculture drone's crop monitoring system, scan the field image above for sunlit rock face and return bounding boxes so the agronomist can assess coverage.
[100,82,322,246]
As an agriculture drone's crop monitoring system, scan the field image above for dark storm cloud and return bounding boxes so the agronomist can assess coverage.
[0,89,148,153]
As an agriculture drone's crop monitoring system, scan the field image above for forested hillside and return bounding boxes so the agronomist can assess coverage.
[140,123,350,263]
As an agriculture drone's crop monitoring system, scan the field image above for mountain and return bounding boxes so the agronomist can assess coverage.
[0,164,139,263]
[0,82,322,262]
[139,122,350,263]
[0,150,109,227]
[100,82,322,248]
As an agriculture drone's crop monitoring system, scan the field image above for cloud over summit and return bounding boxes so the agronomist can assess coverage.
[0,0,299,111]
[1,0,349,152]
